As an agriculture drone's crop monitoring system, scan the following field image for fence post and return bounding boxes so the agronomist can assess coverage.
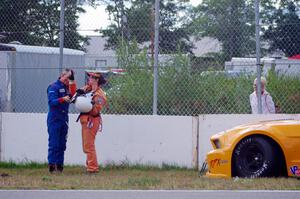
[59,0,65,74]
[153,0,160,115]
[255,0,262,113]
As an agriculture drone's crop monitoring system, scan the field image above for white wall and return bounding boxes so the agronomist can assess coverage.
[1,113,299,169]
[198,114,300,167]
[85,55,118,69]
[0,113,197,168]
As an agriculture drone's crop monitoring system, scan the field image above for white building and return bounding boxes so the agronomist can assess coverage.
[84,36,117,69]
[0,43,85,112]
[225,57,300,76]
[84,36,222,69]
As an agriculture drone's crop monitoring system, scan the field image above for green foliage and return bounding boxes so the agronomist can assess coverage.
[0,0,39,44]
[267,67,300,113]
[190,54,225,73]
[106,42,300,115]
[189,0,256,61]
[0,0,88,50]
[158,68,254,115]
[106,40,153,114]
[99,0,193,53]
[262,1,300,57]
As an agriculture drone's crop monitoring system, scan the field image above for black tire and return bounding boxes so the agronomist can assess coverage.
[232,136,277,178]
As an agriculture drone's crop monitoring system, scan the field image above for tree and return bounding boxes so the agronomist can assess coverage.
[98,0,193,54]
[35,0,88,50]
[0,0,88,50]
[157,0,193,54]
[99,0,129,50]
[263,1,300,57]
[0,0,39,44]
[189,0,256,61]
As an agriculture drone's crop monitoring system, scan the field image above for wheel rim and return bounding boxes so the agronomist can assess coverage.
[241,144,264,172]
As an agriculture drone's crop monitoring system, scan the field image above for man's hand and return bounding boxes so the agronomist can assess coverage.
[62,95,71,103]
[69,70,75,81]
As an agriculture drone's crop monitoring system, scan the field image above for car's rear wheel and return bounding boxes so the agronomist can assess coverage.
[233,136,277,178]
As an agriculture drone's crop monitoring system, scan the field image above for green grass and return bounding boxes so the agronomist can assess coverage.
[1,162,300,190]
[102,162,189,171]
[0,161,48,169]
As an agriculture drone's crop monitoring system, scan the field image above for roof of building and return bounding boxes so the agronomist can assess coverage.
[0,43,85,55]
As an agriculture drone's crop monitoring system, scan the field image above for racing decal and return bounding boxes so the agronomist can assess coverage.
[59,88,66,93]
[210,159,228,168]
[210,159,220,168]
[290,166,300,176]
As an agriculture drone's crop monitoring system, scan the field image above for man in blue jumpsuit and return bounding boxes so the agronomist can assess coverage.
[47,68,76,173]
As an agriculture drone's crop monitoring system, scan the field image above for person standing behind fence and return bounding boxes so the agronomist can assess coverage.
[47,68,76,173]
[250,77,275,114]
[77,71,107,173]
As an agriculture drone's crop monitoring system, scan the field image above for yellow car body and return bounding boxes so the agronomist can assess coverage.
[206,120,300,178]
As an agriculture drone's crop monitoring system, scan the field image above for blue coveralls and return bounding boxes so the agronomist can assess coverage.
[47,80,70,166]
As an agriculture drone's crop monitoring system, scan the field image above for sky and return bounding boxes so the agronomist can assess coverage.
[78,0,201,36]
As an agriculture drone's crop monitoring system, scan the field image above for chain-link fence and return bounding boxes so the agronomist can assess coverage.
[0,0,300,115]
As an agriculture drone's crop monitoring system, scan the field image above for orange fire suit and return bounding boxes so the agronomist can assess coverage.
[79,87,107,172]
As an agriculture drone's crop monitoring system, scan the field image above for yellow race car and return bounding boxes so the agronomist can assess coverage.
[206,119,300,178]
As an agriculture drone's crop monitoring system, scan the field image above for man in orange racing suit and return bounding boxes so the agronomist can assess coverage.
[78,71,107,173]
[47,68,76,173]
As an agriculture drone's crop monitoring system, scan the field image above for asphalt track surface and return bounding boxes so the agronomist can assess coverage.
[1,190,300,199]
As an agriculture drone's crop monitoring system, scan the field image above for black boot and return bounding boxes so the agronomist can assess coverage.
[48,164,56,173]
[56,164,64,172]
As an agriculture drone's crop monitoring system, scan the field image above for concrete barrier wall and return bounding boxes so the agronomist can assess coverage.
[0,113,197,168]
[198,114,300,167]
[1,113,299,169]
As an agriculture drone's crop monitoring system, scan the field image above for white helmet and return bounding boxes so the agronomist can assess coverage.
[74,95,93,113]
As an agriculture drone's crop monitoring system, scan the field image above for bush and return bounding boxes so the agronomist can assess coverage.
[104,42,300,115]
